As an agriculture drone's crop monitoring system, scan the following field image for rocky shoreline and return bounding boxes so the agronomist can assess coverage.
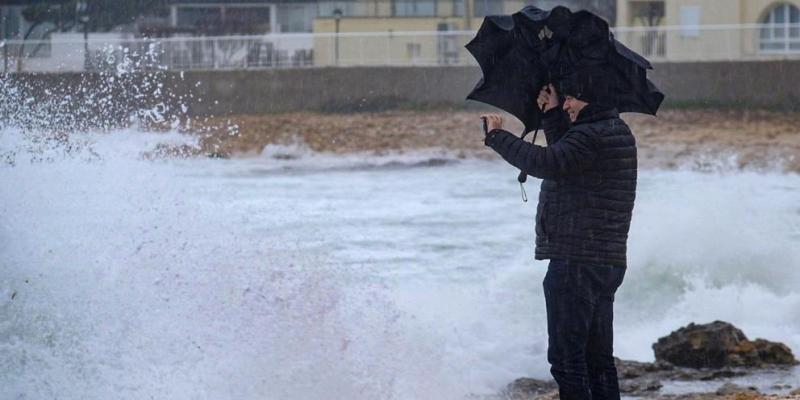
[192,108,800,173]
[500,322,799,400]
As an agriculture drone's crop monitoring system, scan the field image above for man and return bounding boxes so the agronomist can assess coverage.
[480,68,636,400]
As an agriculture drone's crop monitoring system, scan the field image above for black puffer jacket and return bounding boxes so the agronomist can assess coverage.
[485,104,637,267]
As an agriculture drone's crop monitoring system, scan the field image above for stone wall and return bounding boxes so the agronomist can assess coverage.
[5,61,800,122]
[180,61,800,115]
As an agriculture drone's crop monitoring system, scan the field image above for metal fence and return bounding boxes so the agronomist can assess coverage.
[3,23,800,73]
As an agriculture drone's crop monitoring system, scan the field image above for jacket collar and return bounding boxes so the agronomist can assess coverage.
[573,103,619,126]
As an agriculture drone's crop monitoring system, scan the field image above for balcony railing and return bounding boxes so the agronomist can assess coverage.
[3,24,800,73]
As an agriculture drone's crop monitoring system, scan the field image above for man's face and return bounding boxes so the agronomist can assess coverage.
[563,96,589,122]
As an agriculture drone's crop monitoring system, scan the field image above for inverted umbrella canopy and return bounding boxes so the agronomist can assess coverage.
[465,14,542,134]
[465,5,665,134]
[465,14,541,134]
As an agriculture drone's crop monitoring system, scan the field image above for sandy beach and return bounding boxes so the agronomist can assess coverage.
[196,109,800,172]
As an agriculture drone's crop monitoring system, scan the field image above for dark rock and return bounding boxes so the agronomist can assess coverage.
[615,358,674,379]
[503,378,557,399]
[695,368,747,381]
[614,357,753,383]
[619,379,662,395]
[770,384,792,390]
[657,394,729,400]
[670,367,747,381]
[753,339,799,366]
[715,382,759,396]
[791,388,800,396]
[653,321,798,368]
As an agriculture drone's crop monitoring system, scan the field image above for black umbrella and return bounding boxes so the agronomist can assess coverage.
[465,5,665,135]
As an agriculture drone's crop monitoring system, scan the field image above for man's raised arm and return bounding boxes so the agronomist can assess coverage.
[484,128,598,179]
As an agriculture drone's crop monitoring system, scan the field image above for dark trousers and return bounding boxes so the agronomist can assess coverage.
[543,259,626,400]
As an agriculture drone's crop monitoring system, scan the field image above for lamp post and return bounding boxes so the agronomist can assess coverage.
[333,8,342,65]
[76,0,90,71]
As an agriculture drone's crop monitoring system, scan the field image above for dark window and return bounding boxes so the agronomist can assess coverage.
[452,0,465,17]
[176,7,222,29]
[629,1,665,26]
[277,3,316,33]
[225,7,271,34]
[317,1,357,17]
[2,8,21,39]
[473,0,504,17]
[393,0,437,17]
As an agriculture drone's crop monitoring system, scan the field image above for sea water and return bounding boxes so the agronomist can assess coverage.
[1,129,799,399]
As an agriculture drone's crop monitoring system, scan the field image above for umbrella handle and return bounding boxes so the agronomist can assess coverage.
[516,129,538,183]
[517,170,528,183]
[517,104,546,184]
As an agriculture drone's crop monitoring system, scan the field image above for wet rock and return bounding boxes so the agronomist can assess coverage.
[715,382,759,396]
[502,378,557,399]
[753,339,797,366]
[790,388,800,396]
[615,358,674,379]
[619,378,662,395]
[614,357,751,382]
[771,384,792,390]
[692,368,747,381]
[653,321,798,368]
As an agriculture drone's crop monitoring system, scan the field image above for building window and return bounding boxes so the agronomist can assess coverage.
[277,3,316,33]
[679,6,700,37]
[473,0,504,17]
[453,0,465,17]
[175,5,272,34]
[176,7,223,29]
[2,8,22,39]
[760,3,800,52]
[393,0,436,17]
[226,7,271,33]
[317,1,357,17]
[406,42,421,59]
[627,1,666,57]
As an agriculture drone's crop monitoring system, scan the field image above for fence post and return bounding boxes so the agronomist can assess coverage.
[329,34,334,65]
[385,34,390,65]
[360,36,364,66]
[3,43,7,73]
[212,38,217,69]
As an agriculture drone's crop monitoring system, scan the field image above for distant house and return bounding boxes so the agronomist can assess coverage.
[311,0,616,66]
[1,0,620,71]
[155,0,615,36]
[616,0,800,61]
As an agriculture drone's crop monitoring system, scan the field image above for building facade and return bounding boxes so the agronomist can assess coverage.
[616,0,800,61]
[311,0,616,66]
[1,0,617,71]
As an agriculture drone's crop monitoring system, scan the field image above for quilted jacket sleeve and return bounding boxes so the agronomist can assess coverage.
[485,127,599,179]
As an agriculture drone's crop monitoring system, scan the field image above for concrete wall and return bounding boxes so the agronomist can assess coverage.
[648,60,800,108]
[7,61,800,126]
[185,66,484,115]
[177,62,800,113]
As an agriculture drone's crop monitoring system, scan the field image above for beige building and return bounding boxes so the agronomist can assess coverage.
[312,0,527,66]
[312,0,616,66]
[616,0,800,61]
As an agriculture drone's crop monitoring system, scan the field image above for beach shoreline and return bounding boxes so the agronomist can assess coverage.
[194,109,800,173]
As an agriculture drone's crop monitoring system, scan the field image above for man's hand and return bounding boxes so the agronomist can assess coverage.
[480,113,503,131]
[537,84,559,112]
